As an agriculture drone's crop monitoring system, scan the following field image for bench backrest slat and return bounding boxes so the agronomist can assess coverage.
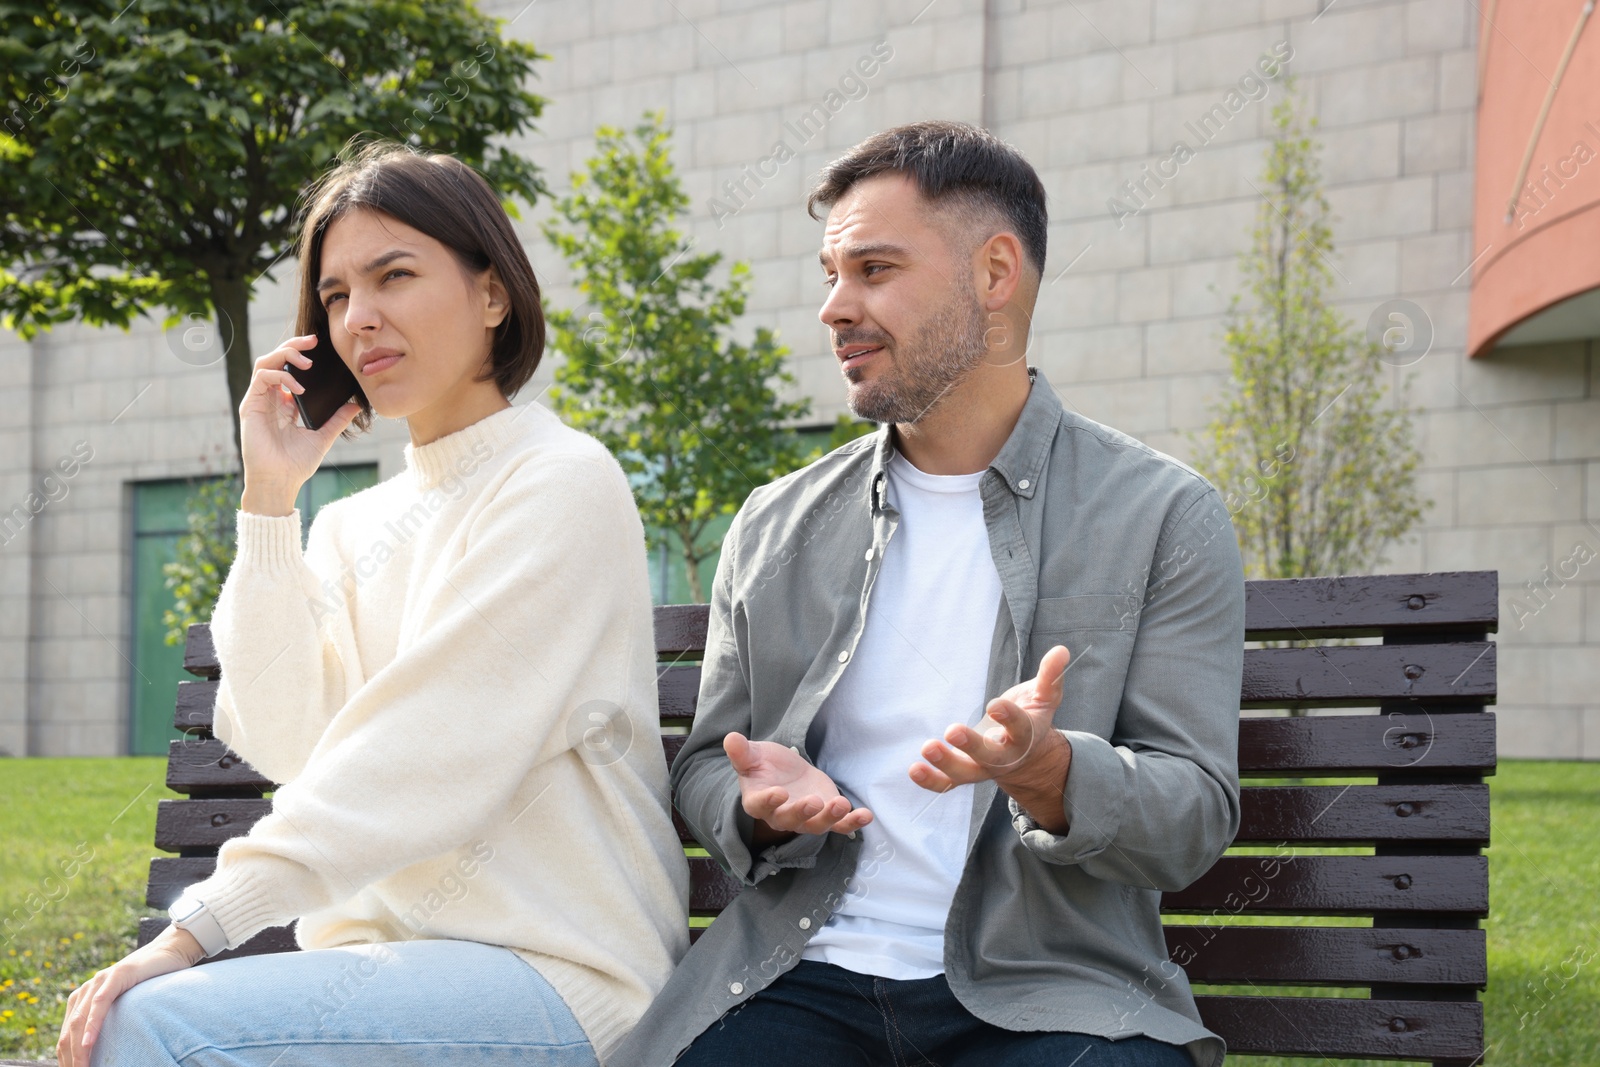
[180,571,1500,678]
[1242,570,1497,639]
[1196,995,1485,1060]
[174,704,1497,781]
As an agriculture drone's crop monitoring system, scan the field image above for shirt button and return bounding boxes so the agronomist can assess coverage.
[837,650,850,663]
[864,547,874,561]
[799,917,812,930]
[729,982,744,995]
[1018,479,1030,489]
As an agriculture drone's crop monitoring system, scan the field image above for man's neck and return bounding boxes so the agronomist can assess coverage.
[892,361,1032,476]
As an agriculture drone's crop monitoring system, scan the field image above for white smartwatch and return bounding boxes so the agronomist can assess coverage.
[168,893,229,958]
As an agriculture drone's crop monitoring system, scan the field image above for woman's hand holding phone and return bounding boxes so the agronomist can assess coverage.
[239,334,361,516]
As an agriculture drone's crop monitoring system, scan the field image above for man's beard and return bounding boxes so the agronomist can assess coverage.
[841,285,989,425]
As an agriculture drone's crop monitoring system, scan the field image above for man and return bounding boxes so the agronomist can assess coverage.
[613,121,1245,1067]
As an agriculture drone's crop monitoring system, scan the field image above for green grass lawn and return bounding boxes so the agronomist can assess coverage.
[1,757,167,1060]
[2,758,1596,1063]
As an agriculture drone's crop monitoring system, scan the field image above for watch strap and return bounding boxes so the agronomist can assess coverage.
[169,896,229,957]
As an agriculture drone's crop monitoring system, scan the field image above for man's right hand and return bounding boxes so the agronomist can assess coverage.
[725,732,873,841]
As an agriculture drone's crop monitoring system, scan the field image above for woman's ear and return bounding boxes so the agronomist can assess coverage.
[480,266,510,329]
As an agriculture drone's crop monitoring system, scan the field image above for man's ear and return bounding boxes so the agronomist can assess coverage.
[979,232,1027,312]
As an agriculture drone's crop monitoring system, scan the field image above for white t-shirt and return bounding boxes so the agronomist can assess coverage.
[800,450,1004,979]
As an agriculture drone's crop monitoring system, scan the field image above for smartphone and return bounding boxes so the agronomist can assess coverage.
[283,332,365,431]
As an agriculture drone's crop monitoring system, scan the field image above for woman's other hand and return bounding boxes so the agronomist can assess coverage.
[239,334,362,516]
[55,925,206,1066]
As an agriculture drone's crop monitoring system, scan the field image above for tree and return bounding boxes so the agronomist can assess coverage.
[162,470,240,646]
[1193,84,1426,581]
[0,0,547,461]
[543,111,829,602]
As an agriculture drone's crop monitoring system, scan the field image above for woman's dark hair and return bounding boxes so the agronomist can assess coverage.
[292,138,545,437]
[807,120,1048,277]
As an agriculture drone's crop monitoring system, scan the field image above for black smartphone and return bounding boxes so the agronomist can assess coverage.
[283,332,365,431]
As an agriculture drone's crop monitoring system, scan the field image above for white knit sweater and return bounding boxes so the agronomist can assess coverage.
[187,401,690,1062]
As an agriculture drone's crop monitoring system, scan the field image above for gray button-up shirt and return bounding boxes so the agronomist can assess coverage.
[611,367,1245,1067]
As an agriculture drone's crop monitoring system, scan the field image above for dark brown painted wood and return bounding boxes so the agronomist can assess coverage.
[716,852,1493,920]
[1161,855,1489,916]
[151,788,695,852]
[688,856,741,916]
[154,798,270,851]
[1166,925,1487,986]
[665,715,1496,777]
[1240,642,1495,708]
[183,625,220,680]
[164,738,271,796]
[683,853,1491,920]
[1234,784,1490,844]
[1236,711,1496,776]
[658,666,701,724]
[149,854,744,923]
[152,841,1489,919]
[654,604,709,659]
[174,680,220,735]
[176,570,1498,673]
[1243,571,1497,640]
[146,856,220,909]
[181,617,1498,722]
[1194,995,1483,1060]
[162,713,1498,784]
[137,917,295,963]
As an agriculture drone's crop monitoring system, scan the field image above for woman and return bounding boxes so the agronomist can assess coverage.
[57,140,689,1066]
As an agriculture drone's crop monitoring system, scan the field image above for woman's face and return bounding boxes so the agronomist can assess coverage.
[315,208,509,428]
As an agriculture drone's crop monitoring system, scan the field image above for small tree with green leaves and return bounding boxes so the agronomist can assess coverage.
[161,471,241,645]
[1193,84,1425,581]
[1,0,547,461]
[543,111,828,601]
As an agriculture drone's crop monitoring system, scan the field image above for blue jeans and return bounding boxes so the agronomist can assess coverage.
[678,959,1195,1067]
[92,938,599,1066]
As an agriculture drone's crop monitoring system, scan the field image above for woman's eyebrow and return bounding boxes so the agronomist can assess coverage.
[317,250,417,294]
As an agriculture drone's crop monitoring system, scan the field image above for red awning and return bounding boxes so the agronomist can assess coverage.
[1469,0,1600,357]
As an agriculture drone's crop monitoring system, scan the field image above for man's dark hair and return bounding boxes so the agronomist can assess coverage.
[806,120,1048,277]
[292,137,545,438]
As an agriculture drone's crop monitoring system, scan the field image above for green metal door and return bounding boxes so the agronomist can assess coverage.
[129,465,378,754]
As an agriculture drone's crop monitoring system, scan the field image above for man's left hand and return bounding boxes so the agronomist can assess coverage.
[910,645,1074,833]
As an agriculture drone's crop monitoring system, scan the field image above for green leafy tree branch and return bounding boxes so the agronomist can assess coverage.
[543,112,834,601]
[161,472,240,646]
[1,0,547,460]
[1193,83,1426,582]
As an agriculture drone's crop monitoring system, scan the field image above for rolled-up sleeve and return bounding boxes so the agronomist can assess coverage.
[1010,487,1244,891]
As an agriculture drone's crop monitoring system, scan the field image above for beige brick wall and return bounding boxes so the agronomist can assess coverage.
[1,0,1594,757]
[0,285,412,756]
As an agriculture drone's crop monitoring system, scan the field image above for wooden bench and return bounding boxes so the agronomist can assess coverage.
[140,569,1497,1065]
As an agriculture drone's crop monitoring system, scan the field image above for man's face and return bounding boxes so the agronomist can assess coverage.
[816,173,989,425]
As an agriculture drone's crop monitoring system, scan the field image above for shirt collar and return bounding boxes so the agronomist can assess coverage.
[868,366,1060,513]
